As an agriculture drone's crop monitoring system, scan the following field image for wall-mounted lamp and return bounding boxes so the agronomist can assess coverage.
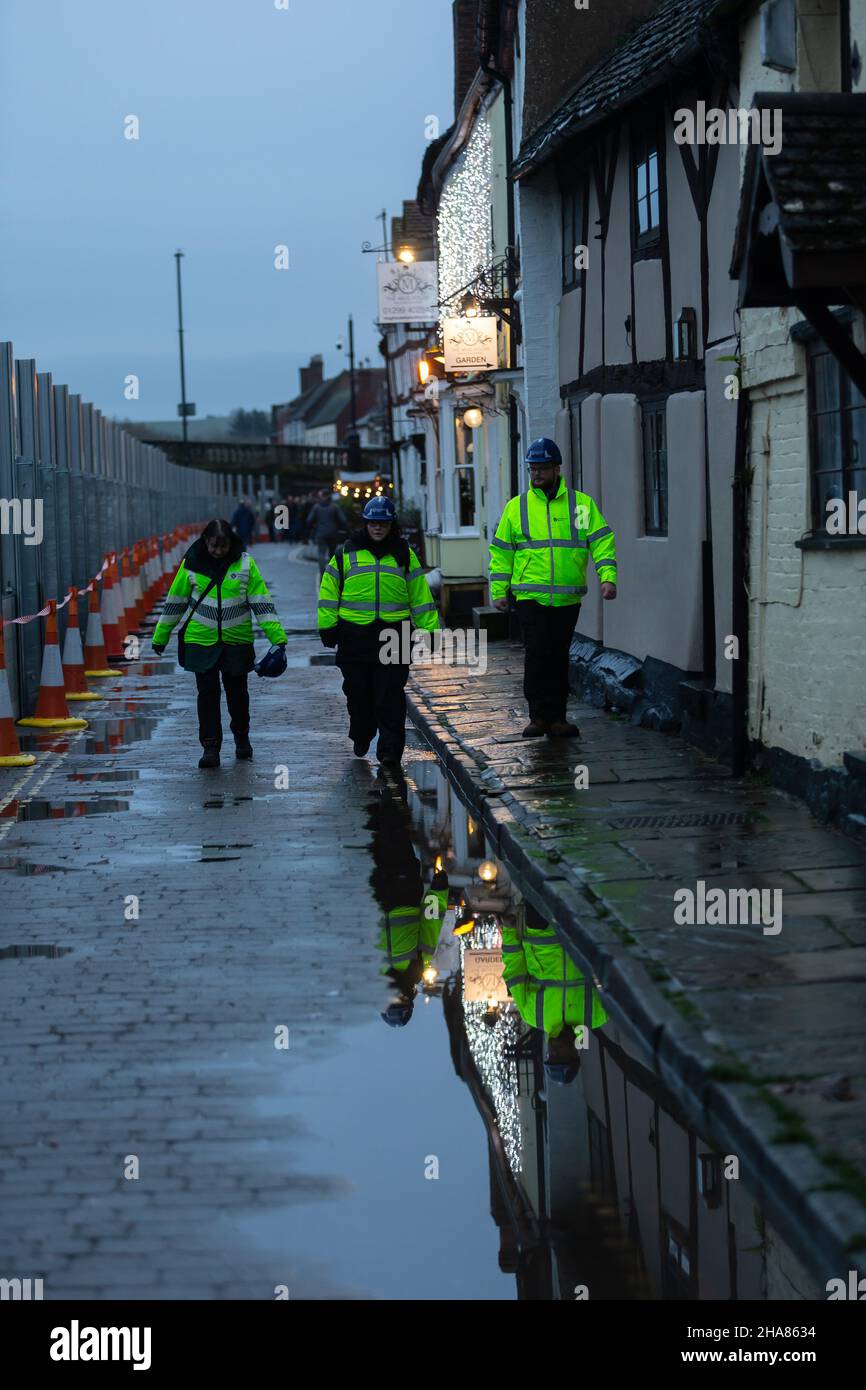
[463,406,484,429]
[397,246,416,264]
[674,307,698,361]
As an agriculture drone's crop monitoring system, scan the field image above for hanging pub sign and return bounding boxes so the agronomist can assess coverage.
[376,260,438,324]
[443,316,498,371]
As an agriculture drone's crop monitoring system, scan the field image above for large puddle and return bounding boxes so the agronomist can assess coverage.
[346,744,826,1301]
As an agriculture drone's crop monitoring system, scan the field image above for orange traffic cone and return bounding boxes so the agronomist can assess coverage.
[17,603,88,731]
[84,584,122,678]
[0,622,36,767]
[101,560,123,661]
[62,589,105,701]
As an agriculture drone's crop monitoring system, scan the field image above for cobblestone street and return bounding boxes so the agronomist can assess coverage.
[0,548,509,1300]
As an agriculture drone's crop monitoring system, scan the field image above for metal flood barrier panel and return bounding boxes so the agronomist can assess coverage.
[0,341,228,718]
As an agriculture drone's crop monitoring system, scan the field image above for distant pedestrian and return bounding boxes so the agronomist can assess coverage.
[489,437,618,738]
[151,519,287,769]
[231,498,256,548]
[317,496,438,767]
[306,488,347,576]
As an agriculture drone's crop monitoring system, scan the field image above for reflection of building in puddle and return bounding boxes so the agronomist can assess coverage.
[403,756,823,1301]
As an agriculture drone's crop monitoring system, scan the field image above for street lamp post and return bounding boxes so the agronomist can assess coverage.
[174,250,194,465]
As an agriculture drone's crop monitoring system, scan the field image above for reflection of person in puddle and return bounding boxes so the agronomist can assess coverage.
[501,902,607,1083]
[368,780,449,1026]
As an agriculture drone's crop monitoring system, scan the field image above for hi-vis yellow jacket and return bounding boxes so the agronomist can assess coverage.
[377,885,449,976]
[152,553,287,650]
[501,920,608,1037]
[317,545,440,632]
[489,479,617,607]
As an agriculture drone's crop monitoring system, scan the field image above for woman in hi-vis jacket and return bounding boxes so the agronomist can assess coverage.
[152,518,287,768]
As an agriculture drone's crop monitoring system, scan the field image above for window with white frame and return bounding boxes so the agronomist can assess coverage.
[454,410,478,529]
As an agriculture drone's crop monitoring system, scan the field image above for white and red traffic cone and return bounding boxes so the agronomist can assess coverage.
[17,602,88,731]
[84,583,122,678]
[0,622,36,767]
[62,589,106,702]
[121,549,139,636]
[101,559,121,660]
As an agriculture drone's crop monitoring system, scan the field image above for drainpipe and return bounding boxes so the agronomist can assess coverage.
[731,390,751,776]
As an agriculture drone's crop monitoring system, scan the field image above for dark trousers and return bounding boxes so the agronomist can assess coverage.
[195,669,250,748]
[339,661,409,760]
[518,600,580,723]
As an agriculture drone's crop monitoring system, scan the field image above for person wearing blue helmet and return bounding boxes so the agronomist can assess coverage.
[317,494,439,766]
[489,438,618,738]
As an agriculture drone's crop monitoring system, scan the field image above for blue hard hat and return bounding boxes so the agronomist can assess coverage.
[545,1060,580,1085]
[381,998,414,1027]
[254,643,287,679]
[363,495,397,522]
[526,437,562,467]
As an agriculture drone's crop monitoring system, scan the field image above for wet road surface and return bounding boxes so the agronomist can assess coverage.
[0,546,826,1299]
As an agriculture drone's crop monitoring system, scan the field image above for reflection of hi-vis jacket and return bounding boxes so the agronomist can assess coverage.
[152,552,287,650]
[489,479,617,608]
[501,921,607,1036]
[377,886,449,976]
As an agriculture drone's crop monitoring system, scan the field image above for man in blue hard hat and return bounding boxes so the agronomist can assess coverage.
[317,495,439,766]
[489,438,618,738]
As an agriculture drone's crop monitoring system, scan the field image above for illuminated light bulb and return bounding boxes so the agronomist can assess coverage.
[398,246,415,264]
[422,966,438,984]
[478,860,498,884]
[418,358,430,385]
[341,485,349,496]
[463,406,483,429]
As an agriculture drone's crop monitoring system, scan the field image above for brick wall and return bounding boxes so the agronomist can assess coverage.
[743,308,866,768]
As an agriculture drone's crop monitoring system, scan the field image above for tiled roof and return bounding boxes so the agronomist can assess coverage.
[513,0,739,177]
[749,95,866,259]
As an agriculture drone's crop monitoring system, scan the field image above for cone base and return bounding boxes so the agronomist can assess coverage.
[84,668,123,678]
[66,691,106,701]
[18,717,89,730]
[0,752,36,767]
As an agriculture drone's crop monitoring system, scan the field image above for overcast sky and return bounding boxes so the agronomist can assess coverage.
[0,0,453,422]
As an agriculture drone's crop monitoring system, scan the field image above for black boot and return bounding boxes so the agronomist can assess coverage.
[198,740,220,769]
[235,738,253,760]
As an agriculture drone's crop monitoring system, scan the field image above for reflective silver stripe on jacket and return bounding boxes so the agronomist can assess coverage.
[595,557,617,570]
[410,603,436,617]
[491,537,516,551]
[339,600,409,613]
[162,599,188,617]
[588,525,612,544]
[512,582,587,596]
